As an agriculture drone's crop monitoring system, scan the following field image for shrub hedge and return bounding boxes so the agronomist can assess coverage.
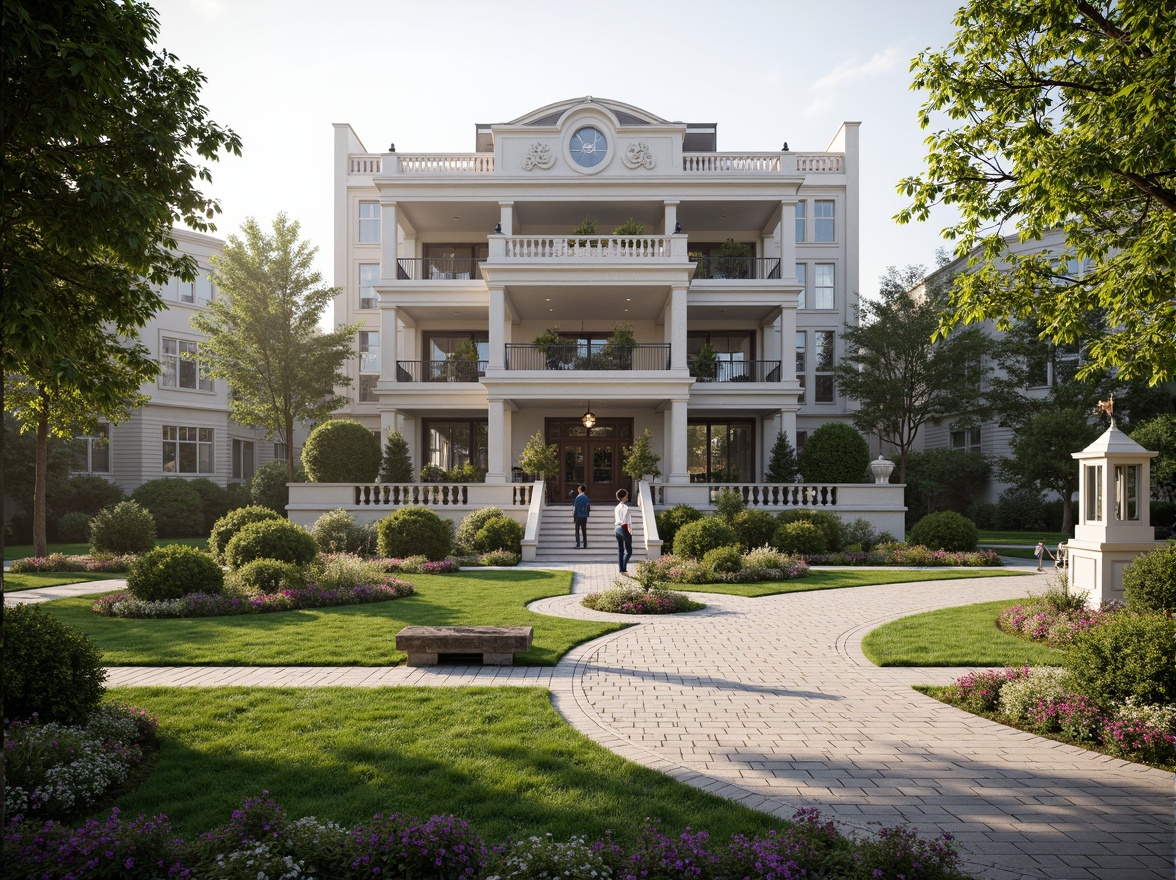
[89,500,157,555]
[6,604,106,725]
[209,505,283,563]
[776,509,843,553]
[377,507,454,561]
[225,519,319,570]
[797,422,870,483]
[130,478,206,537]
[655,505,703,550]
[772,520,826,556]
[1123,542,1176,614]
[1065,612,1176,706]
[457,507,508,550]
[473,516,524,554]
[232,559,309,595]
[731,509,777,551]
[908,510,979,552]
[301,420,382,482]
[127,545,224,601]
[250,460,307,514]
[672,517,738,559]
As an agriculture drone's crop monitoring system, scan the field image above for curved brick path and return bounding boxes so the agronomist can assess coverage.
[8,564,1172,879]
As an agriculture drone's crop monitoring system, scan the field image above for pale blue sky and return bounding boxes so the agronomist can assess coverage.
[155,0,964,304]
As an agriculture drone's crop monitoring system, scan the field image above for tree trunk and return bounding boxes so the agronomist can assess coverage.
[1061,487,1075,535]
[33,400,50,558]
[285,415,296,501]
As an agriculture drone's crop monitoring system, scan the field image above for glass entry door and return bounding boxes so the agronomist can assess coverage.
[547,418,633,502]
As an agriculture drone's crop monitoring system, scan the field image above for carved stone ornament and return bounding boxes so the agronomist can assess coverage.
[622,142,656,169]
[522,143,555,171]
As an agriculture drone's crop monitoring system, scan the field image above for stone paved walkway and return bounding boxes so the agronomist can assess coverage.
[7,563,1172,879]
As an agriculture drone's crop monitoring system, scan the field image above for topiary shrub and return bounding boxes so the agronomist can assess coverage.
[301,420,382,483]
[55,511,94,543]
[1124,543,1176,614]
[457,507,508,550]
[655,505,703,550]
[673,517,739,559]
[1065,612,1176,706]
[209,505,283,563]
[89,500,157,555]
[225,519,319,570]
[187,477,231,534]
[6,604,106,725]
[377,507,453,561]
[713,487,746,522]
[127,545,224,601]
[776,509,844,553]
[379,429,413,482]
[311,508,377,556]
[732,509,777,552]
[703,544,743,575]
[474,515,524,554]
[797,422,870,483]
[232,558,308,596]
[908,510,979,552]
[131,478,205,537]
[772,520,827,556]
[250,460,307,514]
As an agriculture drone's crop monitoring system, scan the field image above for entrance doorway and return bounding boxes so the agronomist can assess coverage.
[546,418,633,503]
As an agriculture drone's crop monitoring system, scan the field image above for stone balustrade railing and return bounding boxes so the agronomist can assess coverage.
[396,154,495,174]
[494,235,681,260]
[350,152,841,176]
[349,155,382,174]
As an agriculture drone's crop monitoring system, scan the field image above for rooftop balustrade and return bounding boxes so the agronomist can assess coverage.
[348,152,843,177]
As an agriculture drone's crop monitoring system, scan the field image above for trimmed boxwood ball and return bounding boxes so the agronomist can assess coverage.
[127,545,224,601]
[456,507,508,550]
[131,477,206,537]
[1065,612,1176,706]
[776,509,844,553]
[6,604,106,725]
[311,508,377,555]
[772,520,827,556]
[672,517,738,559]
[703,544,743,575]
[377,507,454,561]
[1123,542,1176,614]
[797,422,871,483]
[656,504,704,550]
[474,515,524,554]
[209,505,283,563]
[908,510,979,552]
[233,558,308,595]
[89,500,157,555]
[732,509,777,551]
[301,419,382,483]
[225,518,319,569]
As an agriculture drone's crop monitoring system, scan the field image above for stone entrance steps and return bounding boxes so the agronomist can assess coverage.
[535,504,647,565]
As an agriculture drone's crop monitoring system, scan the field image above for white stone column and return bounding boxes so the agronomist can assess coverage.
[667,285,688,371]
[486,398,508,484]
[663,200,679,235]
[488,286,506,371]
[779,206,797,284]
[380,202,398,281]
[665,398,689,483]
[498,202,514,236]
[380,305,399,380]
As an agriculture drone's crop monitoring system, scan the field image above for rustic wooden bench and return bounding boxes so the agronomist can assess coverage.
[395,625,533,667]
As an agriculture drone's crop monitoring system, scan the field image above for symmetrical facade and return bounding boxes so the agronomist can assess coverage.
[332,97,861,504]
[70,229,283,492]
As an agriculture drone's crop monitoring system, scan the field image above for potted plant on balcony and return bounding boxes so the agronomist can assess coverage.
[689,342,719,381]
[715,238,752,279]
[571,216,596,254]
[594,321,636,370]
[444,339,480,381]
[689,250,709,280]
[534,327,571,370]
[622,429,662,482]
[612,218,645,235]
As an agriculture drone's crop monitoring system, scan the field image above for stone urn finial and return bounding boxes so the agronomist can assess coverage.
[869,456,895,484]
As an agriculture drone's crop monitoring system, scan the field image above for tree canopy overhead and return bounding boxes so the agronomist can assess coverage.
[897,0,1176,385]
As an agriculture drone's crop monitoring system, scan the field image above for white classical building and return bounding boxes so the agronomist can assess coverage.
[313,97,904,548]
[70,229,284,492]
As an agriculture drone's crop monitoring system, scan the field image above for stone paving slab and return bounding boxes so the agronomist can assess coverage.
[11,562,1174,879]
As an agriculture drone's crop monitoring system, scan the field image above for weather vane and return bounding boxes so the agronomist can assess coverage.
[1096,393,1115,426]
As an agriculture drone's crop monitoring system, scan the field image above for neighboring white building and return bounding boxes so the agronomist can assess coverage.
[331,97,862,506]
[70,228,284,493]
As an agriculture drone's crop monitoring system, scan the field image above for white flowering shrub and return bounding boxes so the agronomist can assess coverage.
[485,834,613,880]
[997,667,1070,722]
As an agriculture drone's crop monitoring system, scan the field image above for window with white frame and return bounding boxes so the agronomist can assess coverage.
[359,263,379,309]
[795,263,806,309]
[814,264,835,310]
[795,331,807,404]
[814,200,835,242]
[274,441,287,462]
[232,438,255,481]
[950,426,982,452]
[161,338,213,391]
[73,424,111,473]
[195,272,214,306]
[359,330,379,402]
[359,201,380,243]
[794,202,805,243]
[814,331,835,403]
[162,426,214,474]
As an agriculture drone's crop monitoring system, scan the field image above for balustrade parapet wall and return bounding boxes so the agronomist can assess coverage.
[287,482,532,528]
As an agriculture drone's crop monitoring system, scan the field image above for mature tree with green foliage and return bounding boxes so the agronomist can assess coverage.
[1131,415,1176,502]
[2,0,240,826]
[903,448,992,523]
[1000,408,1102,534]
[898,0,1176,385]
[1,414,77,541]
[192,215,357,480]
[833,265,992,484]
[764,432,799,483]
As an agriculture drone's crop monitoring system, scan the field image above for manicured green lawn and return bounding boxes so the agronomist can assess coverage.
[861,598,1063,667]
[41,570,622,666]
[4,536,206,561]
[681,568,1029,598]
[3,571,122,592]
[977,530,1068,545]
[105,686,780,843]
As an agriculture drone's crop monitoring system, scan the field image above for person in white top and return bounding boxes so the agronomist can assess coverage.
[614,488,633,574]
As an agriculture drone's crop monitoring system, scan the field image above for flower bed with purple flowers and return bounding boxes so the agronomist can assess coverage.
[807,544,1002,567]
[997,598,1114,647]
[9,553,136,574]
[91,577,414,619]
[4,792,973,879]
[582,585,705,615]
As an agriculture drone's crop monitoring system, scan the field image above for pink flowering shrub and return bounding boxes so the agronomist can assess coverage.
[945,666,1030,714]
[582,585,704,615]
[998,599,1113,648]
[1026,695,1104,741]
[374,555,460,574]
[1101,718,1176,764]
[9,553,136,574]
[811,544,1002,567]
